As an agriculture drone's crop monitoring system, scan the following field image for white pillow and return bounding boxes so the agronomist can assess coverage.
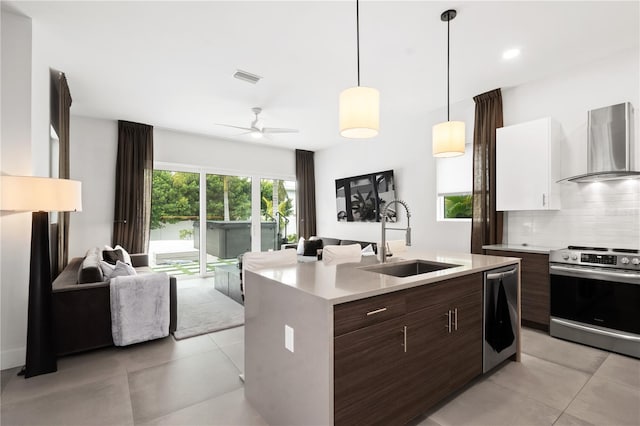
[114,244,132,265]
[109,260,137,278]
[100,260,116,279]
[297,237,306,255]
[361,244,376,256]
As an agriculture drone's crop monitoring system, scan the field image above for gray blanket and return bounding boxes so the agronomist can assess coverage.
[110,273,170,346]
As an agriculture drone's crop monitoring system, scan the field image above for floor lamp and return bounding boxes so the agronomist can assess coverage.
[0,176,82,378]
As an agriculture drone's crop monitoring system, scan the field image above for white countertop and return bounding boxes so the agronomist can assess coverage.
[482,244,557,255]
[249,249,520,305]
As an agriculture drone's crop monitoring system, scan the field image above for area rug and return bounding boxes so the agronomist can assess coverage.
[173,285,244,340]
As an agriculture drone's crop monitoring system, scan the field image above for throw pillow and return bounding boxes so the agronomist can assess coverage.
[297,237,306,255]
[100,260,116,279]
[110,260,137,278]
[303,239,323,256]
[114,244,132,265]
[361,244,376,256]
[103,249,125,265]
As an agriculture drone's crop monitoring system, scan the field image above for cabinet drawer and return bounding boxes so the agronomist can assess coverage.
[334,292,406,336]
[406,272,482,313]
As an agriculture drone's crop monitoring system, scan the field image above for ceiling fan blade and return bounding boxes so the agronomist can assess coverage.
[214,123,253,131]
[262,127,299,134]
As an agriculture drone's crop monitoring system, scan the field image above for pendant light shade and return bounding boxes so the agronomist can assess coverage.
[433,9,465,157]
[339,86,379,138]
[339,0,379,139]
[433,121,465,157]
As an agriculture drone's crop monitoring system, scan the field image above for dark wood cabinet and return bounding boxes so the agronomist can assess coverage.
[486,249,549,329]
[334,317,408,426]
[446,290,483,392]
[403,303,450,415]
[334,273,483,426]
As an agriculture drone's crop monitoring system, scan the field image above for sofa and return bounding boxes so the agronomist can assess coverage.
[52,249,177,356]
[282,236,378,261]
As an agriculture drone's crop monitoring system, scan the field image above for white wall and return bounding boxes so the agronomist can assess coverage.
[154,128,295,178]
[502,48,640,249]
[68,116,118,257]
[30,14,52,177]
[315,99,475,253]
[1,10,33,369]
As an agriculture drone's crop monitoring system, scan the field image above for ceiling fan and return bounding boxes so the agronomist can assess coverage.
[215,107,299,139]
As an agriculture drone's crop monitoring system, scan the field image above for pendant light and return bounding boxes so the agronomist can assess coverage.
[339,0,379,139]
[433,9,465,157]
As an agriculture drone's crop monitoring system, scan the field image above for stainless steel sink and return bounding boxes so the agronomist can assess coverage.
[363,259,461,278]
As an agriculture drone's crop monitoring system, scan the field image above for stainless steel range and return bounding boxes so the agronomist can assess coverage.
[549,246,640,358]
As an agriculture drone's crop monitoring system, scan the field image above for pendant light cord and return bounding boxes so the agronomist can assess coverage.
[447,14,450,122]
[356,0,360,87]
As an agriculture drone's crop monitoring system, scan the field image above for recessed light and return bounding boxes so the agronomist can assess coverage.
[502,48,520,60]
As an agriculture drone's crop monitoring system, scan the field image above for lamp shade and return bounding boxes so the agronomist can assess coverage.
[432,121,465,157]
[0,176,82,212]
[339,86,379,138]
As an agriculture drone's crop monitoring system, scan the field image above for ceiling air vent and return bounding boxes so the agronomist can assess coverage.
[233,69,262,84]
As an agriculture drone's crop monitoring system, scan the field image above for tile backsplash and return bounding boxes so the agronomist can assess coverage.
[505,179,640,249]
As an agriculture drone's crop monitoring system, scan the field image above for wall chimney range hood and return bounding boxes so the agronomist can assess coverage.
[563,102,639,183]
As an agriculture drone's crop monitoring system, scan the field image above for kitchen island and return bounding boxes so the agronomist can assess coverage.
[244,250,521,426]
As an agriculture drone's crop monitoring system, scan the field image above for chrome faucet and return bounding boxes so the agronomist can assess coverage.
[380,199,411,263]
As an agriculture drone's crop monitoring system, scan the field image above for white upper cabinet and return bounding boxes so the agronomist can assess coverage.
[496,117,561,211]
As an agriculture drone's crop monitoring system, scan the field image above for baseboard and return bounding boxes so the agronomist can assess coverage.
[522,319,549,332]
[1,346,25,370]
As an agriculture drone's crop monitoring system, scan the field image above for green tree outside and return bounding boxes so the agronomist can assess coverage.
[260,179,293,237]
[151,171,252,229]
[444,194,473,219]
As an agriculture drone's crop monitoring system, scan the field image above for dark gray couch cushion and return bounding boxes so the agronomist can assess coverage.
[340,239,368,249]
[78,247,104,284]
[321,237,341,246]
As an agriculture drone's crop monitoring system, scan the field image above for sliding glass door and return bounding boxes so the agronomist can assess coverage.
[149,170,201,276]
[150,165,296,278]
[201,174,252,270]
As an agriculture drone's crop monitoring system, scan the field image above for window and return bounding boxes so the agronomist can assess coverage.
[441,194,473,219]
[436,144,472,221]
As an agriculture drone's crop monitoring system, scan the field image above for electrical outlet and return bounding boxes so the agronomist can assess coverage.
[285,324,294,353]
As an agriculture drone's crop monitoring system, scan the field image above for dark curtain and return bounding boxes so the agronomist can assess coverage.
[53,71,72,275]
[471,88,504,254]
[295,149,317,239]
[112,120,154,254]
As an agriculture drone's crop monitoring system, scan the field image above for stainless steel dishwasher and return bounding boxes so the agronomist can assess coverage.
[483,265,519,373]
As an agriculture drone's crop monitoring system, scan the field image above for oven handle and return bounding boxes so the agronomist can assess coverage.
[550,264,640,284]
[551,318,640,343]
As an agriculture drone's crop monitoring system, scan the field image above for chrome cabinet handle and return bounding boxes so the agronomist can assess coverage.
[403,326,407,353]
[542,193,546,206]
[453,308,458,331]
[366,307,387,316]
[445,310,452,333]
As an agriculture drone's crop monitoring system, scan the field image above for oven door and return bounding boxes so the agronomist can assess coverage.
[550,264,640,335]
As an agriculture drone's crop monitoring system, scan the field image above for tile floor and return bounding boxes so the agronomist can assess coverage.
[1,327,639,425]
